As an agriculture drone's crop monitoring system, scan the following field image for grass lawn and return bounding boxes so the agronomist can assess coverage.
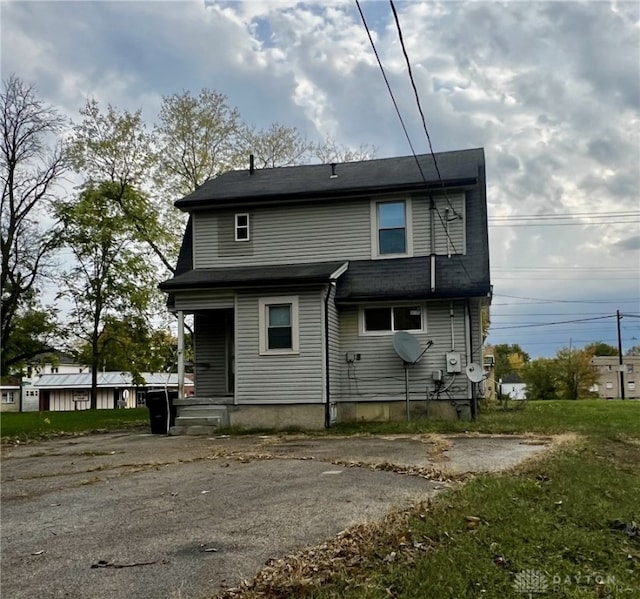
[217,400,640,599]
[0,408,149,442]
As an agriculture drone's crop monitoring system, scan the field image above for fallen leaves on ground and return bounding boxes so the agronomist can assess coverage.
[216,503,437,599]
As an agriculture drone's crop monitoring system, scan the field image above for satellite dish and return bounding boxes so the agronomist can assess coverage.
[392,332,433,423]
[465,363,486,383]
[393,331,432,365]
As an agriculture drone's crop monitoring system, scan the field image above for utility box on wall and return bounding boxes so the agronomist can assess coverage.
[446,352,462,373]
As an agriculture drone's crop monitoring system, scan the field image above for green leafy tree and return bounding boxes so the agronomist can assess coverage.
[67,99,176,274]
[1,299,60,375]
[584,341,618,356]
[1,75,66,374]
[56,182,156,408]
[155,88,243,196]
[74,318,178,384]
[493,343,530,382]
[521,358,558,400]
[625,344,640,357]
[554,347,598,400]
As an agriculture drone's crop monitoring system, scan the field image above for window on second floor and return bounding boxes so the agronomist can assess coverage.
[235,213,250,241]
[371,199,412,258]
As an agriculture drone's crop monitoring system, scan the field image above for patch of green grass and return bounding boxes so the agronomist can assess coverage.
[215,400,640,599]
[0,408,149,443]
[331,400,640,439]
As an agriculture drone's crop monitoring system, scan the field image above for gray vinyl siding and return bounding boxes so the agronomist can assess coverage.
[235,289,324,404]
[194,200,370,268]
[336,300,470,402]
[194,312,228,397]
[412,193,465,256]
[174,292,234,311]
[193,194,465,268]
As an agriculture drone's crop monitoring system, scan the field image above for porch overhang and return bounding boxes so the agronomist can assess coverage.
[160,260,349,293]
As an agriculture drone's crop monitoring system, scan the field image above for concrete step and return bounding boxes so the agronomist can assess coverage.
[174,416,222,427]
[169,425,220,436]
[179,406,228,416]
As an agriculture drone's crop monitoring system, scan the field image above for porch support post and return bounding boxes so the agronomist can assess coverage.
[177,310,185,400]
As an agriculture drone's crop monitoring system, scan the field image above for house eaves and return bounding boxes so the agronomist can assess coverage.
[160,261,349,293]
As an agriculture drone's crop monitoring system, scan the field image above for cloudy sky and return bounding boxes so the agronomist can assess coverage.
[2,0,639,358]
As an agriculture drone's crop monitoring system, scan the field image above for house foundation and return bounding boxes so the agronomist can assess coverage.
[335,400,471,422]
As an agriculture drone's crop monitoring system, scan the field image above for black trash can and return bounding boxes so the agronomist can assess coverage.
[146,390,178,434]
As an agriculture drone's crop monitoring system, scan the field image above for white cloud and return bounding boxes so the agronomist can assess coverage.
[2,0,638,358]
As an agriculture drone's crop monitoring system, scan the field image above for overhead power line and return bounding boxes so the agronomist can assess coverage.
[489,211,640,220]
[489,314,617,331]
[355,0,474,284]
[490,220,638,227]
[494,293,640,305]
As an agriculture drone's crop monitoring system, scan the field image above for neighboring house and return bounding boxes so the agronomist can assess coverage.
[160,149,491,431]
[33,372,193,411]
[499,372,527,400]
[0,377,21,413]
[482,345,496,401]
[20,352,88,412]
[590,356,639,399]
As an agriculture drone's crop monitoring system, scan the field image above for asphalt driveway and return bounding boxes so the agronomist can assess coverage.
[1,432,552,599]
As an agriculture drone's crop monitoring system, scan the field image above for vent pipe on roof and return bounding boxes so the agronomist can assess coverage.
[249,154,255,175]
[330,163,338,178]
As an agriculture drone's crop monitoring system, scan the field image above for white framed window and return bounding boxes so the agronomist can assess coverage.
[259,296,299,355]
[626,363,634,373]
[360,304,425,336]
[235,213,250,241]
[1,391,15,404]
[371,199,413,258]
[628,382,636,391]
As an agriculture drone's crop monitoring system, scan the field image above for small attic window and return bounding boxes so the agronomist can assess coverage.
[235,213,250,241]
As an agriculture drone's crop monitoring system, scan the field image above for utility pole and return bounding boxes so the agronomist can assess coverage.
[617,310,625,400]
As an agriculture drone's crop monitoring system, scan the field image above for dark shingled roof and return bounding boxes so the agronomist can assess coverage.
[335,256,490,302]
[162,148,490,302]
[160,261,348,291]
[176,148,484,210]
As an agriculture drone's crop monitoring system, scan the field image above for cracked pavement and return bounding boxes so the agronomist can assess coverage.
[1,431,552,599]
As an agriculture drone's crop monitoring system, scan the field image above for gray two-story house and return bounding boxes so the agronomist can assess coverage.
[160,148,491,431]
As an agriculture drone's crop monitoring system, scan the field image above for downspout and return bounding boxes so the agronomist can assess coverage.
[429,194,436,292]
[445,208,451,258]
[465,299,478,420]
[323,283,334,429]
[450,301,455,351]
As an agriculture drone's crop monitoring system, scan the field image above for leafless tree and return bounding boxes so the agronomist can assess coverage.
[1,75,67,374]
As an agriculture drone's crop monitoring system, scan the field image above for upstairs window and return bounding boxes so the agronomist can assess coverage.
[235,213,250,241]
[371,199,412,258]
[361,305,424,335]
[378,201,406,254]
